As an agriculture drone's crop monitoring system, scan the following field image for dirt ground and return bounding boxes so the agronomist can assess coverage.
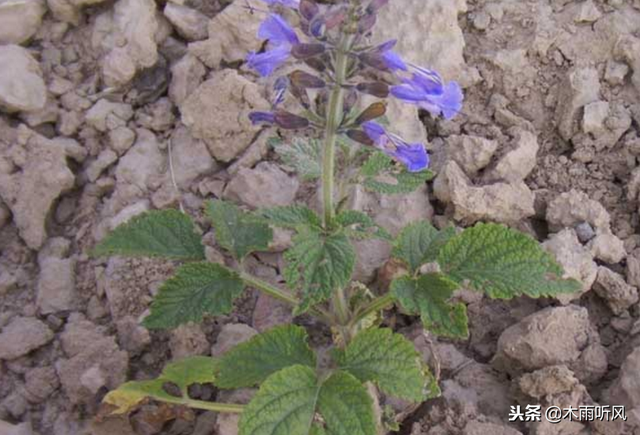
[1,0,640,434]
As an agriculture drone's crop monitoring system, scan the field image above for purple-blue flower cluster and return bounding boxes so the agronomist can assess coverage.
[245,0,464,172]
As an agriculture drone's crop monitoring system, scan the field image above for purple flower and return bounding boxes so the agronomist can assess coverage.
[359,40,408,72]
[391,65,463,120]
[247,14,299,77]
[249,111,276,125]
[362,121,429,172]
[262,0,300,8]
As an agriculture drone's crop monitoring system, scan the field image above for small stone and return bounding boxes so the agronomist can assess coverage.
[446,135,499,175]
[488,129,540,183]
[605,60,630,86]
[604,347,640,422]
[169,323,210,360]
[0,0,46,45]
[36,257,76,314]
[593,267,639,315]
[168,126,217,188]
[627,248,640,288]
[169,54,206,106]
[108,127,136,156]
[114,129,165,192]
[188,0,264,68]
[180,70,270,162]
[471,11,491,31]
[85,100,133,133]
[252,293,293,333]
[575,222,596,243]
[0,317,54,360]
[546,189,611,233]
[556,67,601,140]
[518,365,579,399]
[492,306,593,374]
[86,149,118,183]
[588,232,626,264]
[164,3,208,41]
[434,161,535,225]
[582,101,610,136]
[24,367,60,403]
[224,162,299,209]
[575,0,602,23]
[115,316,151,354]
[0,45,47,113]
[542,229,598,304]
[56,318,128,405]
[0,421,32,435]
[211,324,257,357]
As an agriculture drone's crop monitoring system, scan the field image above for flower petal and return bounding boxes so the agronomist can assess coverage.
[390,142,429,172]
[247,45,291,76]
[249,111,276,125]
[258,13,299,45]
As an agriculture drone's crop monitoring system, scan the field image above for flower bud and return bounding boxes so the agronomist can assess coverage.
[347,129,374,146]
[249,111,276,125]
[358,12,377,34]
[367,0,389,13]
[274,110,310,129]
[324,6,347,30]
[292,43,326,59]
[289,70,326,89]
[290,85,311,110]
[299,0,319,21]
[358,53,389,71]
[343,89,358,115]
[356,82,390,98]
[304,57,327,72]
[354,102,387,125]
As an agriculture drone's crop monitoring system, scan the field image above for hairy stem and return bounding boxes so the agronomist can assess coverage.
[152,395,244,414]
[240,272,334,324]
[323,33,353,328]
[349,292,395,329]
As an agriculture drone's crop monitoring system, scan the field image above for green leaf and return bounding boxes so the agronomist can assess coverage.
[284,228,356,313]
[334,210,392,241]
[103,356,217,414]
[391,274,469,339]
[393,222,456,272]
[273,137,321,181]
[363,170,433,195]
[161,356,218,394]
[359,151,393,178]
[438,223,582,299]
[333,328,427,402]
[205,200,273,260]
[143,262,245,329]
[93,209,204,260]
[239,365,376,435]
[260,205,322,230]
[217,325,316,389]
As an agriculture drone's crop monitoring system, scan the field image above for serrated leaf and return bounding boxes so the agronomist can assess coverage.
[239,365,376,435]
[360,152,393,178]
[333,328,426,402]
[162,356,218,394]
[284,228,356,313]
[260,205,322,230]
[274,137,321,181]
[438,223,582,299]
[205,200,273,260]
[363,170,433,195]
[335,210,392,241]
[217,325,316,389]
[393,222,456,272]
[143,262,245,329]
[93,209,205,260]
[391,274,468,339]
[103,356,217,414]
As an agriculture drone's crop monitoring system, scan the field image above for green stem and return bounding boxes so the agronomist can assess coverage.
[240,272,334,324]
[240,272,299,306]
[151,395,244,414]
[349,293,395,329]
[324,34,353,328]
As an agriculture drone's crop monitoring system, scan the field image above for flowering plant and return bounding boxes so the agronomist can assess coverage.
[93,1,579,433]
